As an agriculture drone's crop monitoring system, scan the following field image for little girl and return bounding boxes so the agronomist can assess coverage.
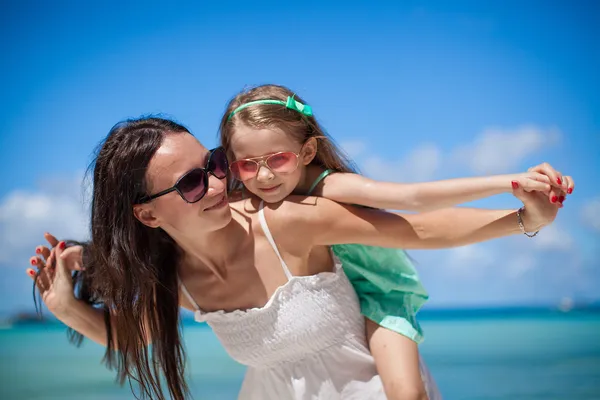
[218,84,566,399]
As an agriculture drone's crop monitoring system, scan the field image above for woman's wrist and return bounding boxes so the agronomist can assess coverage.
[52,297,81,320]
[517,207,542,235]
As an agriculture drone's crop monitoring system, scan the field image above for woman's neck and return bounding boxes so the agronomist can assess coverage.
[174,213,244,281]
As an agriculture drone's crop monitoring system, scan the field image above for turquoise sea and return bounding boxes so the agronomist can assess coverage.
[1,310,599,400]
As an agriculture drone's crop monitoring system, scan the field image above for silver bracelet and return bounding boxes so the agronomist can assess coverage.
[516,207,539,238]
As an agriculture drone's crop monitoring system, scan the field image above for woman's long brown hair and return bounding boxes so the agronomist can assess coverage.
[36,117,192,400]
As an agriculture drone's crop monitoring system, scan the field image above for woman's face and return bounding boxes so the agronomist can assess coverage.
[134,133,232,236]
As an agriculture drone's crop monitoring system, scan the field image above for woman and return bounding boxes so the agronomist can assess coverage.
[28,117,567,400]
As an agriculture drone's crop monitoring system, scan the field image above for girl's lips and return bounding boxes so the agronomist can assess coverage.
[259,184,281,192]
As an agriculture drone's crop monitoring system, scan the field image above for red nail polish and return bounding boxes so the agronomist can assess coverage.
[551,196,558,203]
[28,270,35,276]
[559,195,565,203]
[59,241,66,250]
[35,248,41,254]
[567,188,573,194]
[511,181,519,189]
[556,177,562,185]
[30,259,36,265]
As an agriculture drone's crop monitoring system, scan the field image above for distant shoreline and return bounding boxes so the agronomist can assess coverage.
[2,304,599,328]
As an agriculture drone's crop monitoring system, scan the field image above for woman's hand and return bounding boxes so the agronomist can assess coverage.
[26,233,83,316]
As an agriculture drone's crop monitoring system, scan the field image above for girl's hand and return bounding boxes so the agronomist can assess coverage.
[511,162,574,207]
[511,182,561,232]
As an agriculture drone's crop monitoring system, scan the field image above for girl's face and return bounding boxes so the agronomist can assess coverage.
[133,134,232,237]
[228,125,317,203]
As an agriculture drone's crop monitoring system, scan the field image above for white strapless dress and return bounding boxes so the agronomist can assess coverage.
[179,202,441,399]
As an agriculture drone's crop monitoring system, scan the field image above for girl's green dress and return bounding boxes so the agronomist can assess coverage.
[307,170,429,342]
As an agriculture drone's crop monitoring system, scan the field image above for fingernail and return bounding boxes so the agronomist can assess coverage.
[511,181,519,189]
[557,177,562,185]
[30,259,36,265]
[551,196,558,203]
[35,248,41,254]
[567,188,573,194]
[59,241,66,250]
[559,195,565,203]
[28,269,35,276]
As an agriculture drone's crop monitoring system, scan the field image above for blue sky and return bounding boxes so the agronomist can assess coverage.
[1,0,598,314]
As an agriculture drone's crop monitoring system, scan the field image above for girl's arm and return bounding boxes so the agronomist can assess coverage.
[313,163,570,212]
[273,184,558,250]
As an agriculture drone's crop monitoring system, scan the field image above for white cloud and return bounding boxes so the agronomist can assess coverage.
[451,125,561,175]
[422,222,575,281]
[0,175,90,267]
[398,144,441,182]
[340,140,367,159]
[416,228,593,307]
[581,197,600,232]
[532,224,574,251]
[448,244,495,269]
[345,125,560,183]
[505,253,537,278]
[362,144,442,182]
[442,244,496,280]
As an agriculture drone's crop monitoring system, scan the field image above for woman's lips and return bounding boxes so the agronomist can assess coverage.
[204,195,228,210]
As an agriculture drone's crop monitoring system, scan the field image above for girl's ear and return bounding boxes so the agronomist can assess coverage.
[301,137,318,165]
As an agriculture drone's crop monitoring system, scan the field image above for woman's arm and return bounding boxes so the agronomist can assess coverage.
[314,163,571,212]
[274,184,558,250]
[56,300,114,347]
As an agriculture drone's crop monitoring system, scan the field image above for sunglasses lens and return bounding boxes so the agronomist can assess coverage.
[267,152,298,173]
[208,148,229,179]
[177,169,207,203]
[230,160,259,181]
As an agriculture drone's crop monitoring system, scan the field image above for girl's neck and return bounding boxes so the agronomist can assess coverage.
[294,164,326,195]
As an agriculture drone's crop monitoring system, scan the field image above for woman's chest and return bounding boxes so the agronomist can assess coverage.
[183,245,334,314]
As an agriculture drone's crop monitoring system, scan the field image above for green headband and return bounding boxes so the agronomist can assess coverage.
[227,96,313,121]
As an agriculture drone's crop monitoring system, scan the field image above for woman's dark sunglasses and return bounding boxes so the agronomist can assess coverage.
[137,147,228,204]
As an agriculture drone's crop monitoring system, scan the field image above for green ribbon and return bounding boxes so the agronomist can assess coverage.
[227,96,313,121]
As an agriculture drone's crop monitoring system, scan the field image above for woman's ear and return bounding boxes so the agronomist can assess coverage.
[301,137,318,165]
[133,204,161,228]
